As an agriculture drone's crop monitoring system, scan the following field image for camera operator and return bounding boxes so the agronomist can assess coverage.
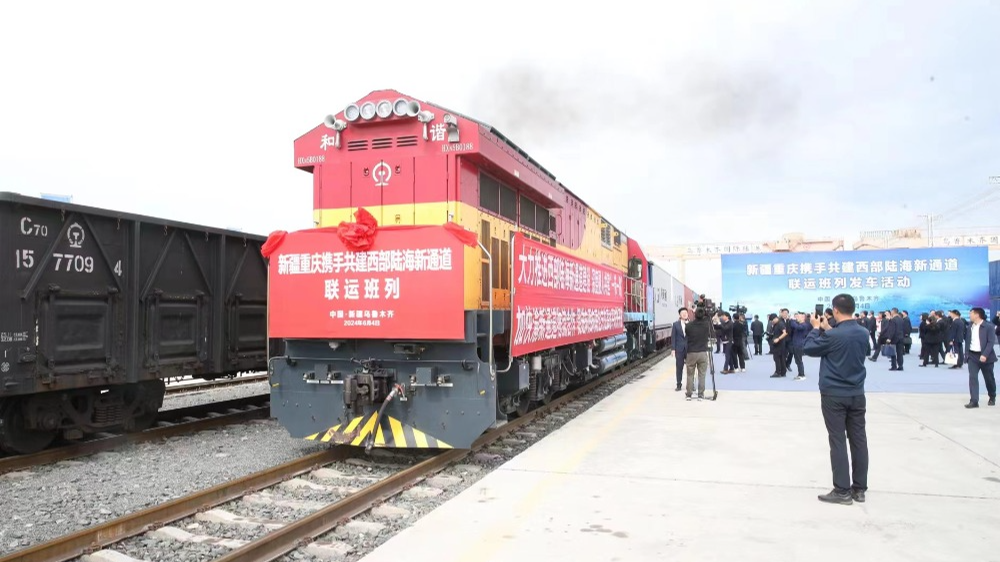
[802,293,871,505]
[683,304,713,401]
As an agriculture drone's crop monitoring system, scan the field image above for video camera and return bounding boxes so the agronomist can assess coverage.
[694,294,717,319]
[729,304,747,315]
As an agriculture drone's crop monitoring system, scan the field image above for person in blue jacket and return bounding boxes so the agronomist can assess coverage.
[803,293,872,505]
[787,312,813,380]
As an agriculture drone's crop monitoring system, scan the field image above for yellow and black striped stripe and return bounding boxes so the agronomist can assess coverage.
[304,413,453,449]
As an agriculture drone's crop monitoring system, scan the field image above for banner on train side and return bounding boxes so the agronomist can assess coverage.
[510,233,625,357]
[266,226,467,339]
[720,246,990,319]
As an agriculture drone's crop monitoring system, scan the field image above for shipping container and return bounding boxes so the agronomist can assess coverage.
[0,192,274,453]
[650,262,679,330]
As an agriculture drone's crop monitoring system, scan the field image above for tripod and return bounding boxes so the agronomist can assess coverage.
[707,336,718,401]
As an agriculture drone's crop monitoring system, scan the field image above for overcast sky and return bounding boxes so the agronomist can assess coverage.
[2,1,998,272]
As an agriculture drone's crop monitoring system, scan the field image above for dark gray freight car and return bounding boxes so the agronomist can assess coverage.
[0,192,274,453]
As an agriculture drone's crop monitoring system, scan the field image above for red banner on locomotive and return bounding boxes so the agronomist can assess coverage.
[511,232,625,356]
[265,225,467,340]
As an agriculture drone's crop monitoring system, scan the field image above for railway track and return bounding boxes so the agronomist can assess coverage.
[0,349,667,562]
[0,394,271,475]
[163,374,268,396]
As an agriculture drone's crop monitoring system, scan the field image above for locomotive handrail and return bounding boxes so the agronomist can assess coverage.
[478,240,495,378]
[496,232,516,374]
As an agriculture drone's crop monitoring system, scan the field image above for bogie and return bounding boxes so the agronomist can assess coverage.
[0,380,165,454]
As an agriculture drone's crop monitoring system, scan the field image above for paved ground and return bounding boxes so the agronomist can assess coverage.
[357,344,1000,562]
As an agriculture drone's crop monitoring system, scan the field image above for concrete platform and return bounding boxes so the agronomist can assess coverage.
[358,348,1000,562]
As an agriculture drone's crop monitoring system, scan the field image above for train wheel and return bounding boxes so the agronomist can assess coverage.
[0,399,56,455]
[537,388,554,406]
[129,409,158,432]
[515,397,531,417]
[123,381,164,432]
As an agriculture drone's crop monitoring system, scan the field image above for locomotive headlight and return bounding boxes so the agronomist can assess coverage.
[344,104,361,122]
[375,100,393,118]
[392,98,410,116]
[360,102,376,120]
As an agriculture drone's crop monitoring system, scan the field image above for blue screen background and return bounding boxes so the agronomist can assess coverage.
[721,246,990,319]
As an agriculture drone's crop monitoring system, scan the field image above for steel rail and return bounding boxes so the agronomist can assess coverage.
[0,394,271,475]
[0,449,349,562]
[164,374,268,395]
[214,351,664,562]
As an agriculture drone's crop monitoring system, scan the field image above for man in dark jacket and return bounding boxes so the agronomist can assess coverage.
[714,313,723,354]
[901,311,914,354]
[804,293,871,505]
[938,310,953,354]
[921,313,944,367]
[769,313,789,377]
[964,307,998,408]
[787,312,813,380]
[750,315,764,356]
[947,310,967,370]
[864,312,877,348]
[683,309,713,401]
[732,314,748,371]
[869,311,896,366]
[890,308,906,371]
[671,308,690,391]
[716,313,735,374]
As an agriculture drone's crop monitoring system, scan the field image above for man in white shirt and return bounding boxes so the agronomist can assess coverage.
[964,307,998,408]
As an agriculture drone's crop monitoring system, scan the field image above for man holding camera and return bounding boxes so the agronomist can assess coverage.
[803,293,871,505]
[684,304,713,401]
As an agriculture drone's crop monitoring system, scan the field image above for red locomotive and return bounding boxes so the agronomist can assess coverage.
[264,90,698,449]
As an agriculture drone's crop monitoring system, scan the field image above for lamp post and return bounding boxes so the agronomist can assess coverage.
[918,213,938,247]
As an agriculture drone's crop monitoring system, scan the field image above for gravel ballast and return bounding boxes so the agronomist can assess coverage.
[161,379,270,411]
[1,354,665,560]
[0,417,322,556]
[54,354,666,562]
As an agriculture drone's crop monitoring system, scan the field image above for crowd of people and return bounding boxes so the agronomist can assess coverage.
[671,293,1000,507]
[670,300,1000,407]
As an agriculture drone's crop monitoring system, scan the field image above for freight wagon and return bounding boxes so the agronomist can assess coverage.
[0,192,274,453]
